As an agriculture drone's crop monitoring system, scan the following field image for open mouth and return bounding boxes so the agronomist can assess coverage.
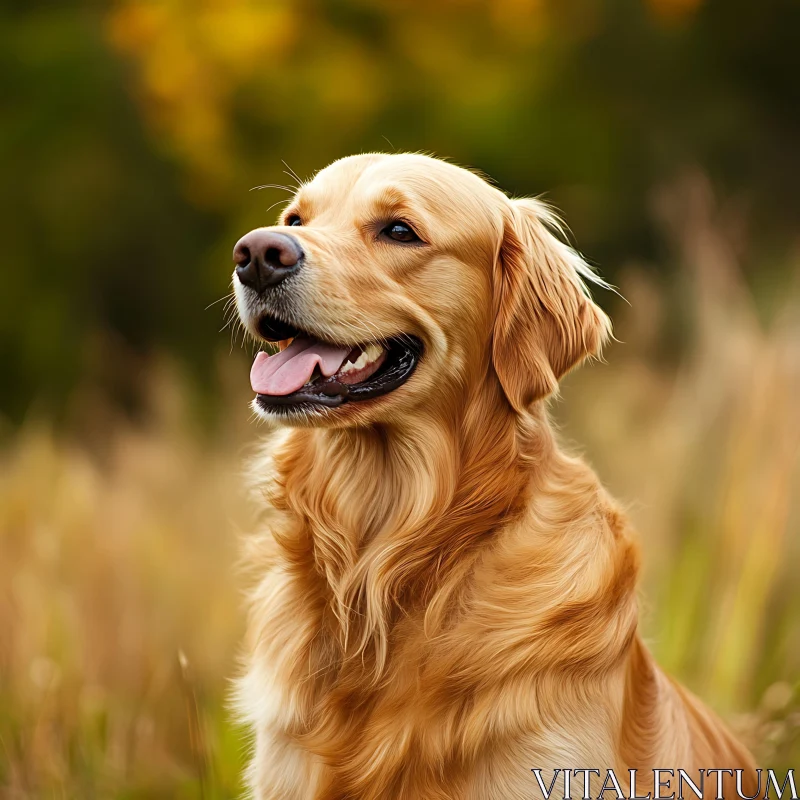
[250,315,422,411]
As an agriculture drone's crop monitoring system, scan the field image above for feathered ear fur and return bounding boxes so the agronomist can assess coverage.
[492,198,612,411]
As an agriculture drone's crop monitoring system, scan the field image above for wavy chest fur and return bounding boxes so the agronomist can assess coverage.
[236,401,654,799]
[240,563,633,800]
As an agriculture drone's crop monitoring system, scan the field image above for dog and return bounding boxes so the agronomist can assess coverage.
[231,153,758,799]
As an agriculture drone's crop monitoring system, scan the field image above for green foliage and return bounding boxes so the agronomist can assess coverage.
[2,0,800,421]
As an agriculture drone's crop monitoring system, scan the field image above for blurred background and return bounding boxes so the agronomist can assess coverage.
[1,0,799,796]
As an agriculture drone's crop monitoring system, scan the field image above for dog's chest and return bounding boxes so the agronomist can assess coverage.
[244,572,491,798]
[242,550,630,800]
[249,638,583,800]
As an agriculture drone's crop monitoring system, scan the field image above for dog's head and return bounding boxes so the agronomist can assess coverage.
[233,153,611,426]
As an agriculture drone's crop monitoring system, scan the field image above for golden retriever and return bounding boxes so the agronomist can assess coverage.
[231,153,758,799]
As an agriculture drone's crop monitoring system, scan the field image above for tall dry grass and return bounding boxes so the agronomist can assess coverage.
[1,176,798,796]
[0,371,253,798]
[559,174,800,764]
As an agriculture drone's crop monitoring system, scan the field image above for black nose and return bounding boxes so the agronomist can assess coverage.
[233,229,304,292]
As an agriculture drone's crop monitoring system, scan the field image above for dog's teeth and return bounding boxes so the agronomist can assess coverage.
[339,343,384,375]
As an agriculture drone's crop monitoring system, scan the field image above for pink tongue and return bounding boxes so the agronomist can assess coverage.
[250,337,351,396]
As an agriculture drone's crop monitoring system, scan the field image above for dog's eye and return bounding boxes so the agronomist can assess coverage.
[286,214,302,227]
[383,222,420,243]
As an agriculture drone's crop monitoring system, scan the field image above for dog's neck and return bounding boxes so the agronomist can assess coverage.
[268,377,561,669]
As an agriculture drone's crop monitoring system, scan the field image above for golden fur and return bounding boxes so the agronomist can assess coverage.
[233,154,758,799]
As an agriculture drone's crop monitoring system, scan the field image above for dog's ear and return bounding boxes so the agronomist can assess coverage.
[492,198,612,412]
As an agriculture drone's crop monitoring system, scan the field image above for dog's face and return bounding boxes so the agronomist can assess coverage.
[233,153,610,427]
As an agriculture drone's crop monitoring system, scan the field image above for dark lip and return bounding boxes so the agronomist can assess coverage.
[257,314,302,341]
[253,315,422,412]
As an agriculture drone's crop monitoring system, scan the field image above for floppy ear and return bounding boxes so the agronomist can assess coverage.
[492,198,612,412]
